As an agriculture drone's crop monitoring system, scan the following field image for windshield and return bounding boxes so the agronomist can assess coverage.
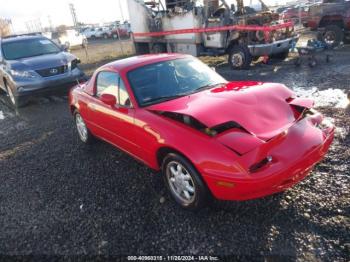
[127,57,227,107]
[2,38,61,60]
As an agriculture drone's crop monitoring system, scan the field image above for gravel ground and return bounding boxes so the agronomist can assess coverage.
[0,37,349,261]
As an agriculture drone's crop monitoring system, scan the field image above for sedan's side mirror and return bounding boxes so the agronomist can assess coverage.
[100,94,117,106]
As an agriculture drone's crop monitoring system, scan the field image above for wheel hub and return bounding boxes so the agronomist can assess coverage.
[76,114,88,141]
[324,31,336,45]
[231,53,244,67]
[166,161,196,204]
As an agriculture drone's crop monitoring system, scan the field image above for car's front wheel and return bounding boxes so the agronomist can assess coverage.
[74,111,94,144]
[228,44,252,70]
[162,153,210,210]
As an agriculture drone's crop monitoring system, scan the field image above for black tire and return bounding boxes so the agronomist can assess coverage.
[162,153,210,210]
[5,81,28,108]
[74,111,94,144]
[270,51,289,60]
[228,44,252,70]
[321,25,344,47]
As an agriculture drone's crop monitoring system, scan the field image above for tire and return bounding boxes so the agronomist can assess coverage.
[74,111,94,144]
[321,25,344,47]
[162,153,210,210]
[271,51,289,60]
[228,44,252,70]
[5,81,27,108]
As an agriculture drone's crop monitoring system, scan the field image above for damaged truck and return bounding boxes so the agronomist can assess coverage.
[127,0,299,69]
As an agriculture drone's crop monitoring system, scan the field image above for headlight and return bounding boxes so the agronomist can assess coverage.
[10,70,37,78]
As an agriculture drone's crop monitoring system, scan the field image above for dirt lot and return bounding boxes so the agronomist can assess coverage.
[0,36,349,261]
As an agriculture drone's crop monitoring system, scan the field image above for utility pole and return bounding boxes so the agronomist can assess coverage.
[69,3,78,28]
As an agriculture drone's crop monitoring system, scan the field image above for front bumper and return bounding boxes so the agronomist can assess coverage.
[248,35,299,57]
[202,117,335,201]
[11,68,86,97]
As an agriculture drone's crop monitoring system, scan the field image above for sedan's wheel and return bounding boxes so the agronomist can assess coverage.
[166,161,196,204]
[162,153,210,210]
[74,111,93,144]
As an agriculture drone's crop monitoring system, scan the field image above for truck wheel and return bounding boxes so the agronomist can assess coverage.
[228,45,252,70]
[322,25,344,47]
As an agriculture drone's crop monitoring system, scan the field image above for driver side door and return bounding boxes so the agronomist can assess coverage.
[87,71,139,155]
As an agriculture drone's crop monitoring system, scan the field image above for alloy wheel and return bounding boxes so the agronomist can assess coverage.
[75,114,88,142]
[166,161,196,205]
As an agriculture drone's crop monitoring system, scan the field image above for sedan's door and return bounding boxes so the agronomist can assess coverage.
[87,71,141,157]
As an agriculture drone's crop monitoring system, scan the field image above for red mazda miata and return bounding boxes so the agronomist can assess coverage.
[69,54,334,210]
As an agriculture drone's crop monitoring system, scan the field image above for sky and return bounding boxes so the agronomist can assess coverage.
[0,0,286,33]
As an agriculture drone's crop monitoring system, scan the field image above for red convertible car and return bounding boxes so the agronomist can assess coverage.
[69,54,334,210]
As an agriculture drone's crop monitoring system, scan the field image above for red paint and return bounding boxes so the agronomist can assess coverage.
[132,22,294,38]
[69,54,334,201]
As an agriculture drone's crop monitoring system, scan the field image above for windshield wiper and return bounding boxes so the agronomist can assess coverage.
[143,93,188,106]
[194,83,226,93]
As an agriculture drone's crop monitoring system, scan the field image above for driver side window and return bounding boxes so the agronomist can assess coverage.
[96,71,119,98]
[96,71,131,107]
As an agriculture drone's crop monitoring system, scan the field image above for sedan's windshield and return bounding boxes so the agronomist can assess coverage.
[127,57,227,107]
[2,38,61,60]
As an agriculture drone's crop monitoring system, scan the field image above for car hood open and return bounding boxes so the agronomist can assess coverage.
[148,81,296,141]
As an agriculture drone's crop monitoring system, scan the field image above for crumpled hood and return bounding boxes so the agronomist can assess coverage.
[148,81,296,141]
[8,52,76,71]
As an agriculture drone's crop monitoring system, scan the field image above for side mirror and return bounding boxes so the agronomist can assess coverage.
[100,93,116,106]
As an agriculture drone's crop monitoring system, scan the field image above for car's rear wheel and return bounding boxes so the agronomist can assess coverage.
[162,153,210,210]
[74,111,94,144]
